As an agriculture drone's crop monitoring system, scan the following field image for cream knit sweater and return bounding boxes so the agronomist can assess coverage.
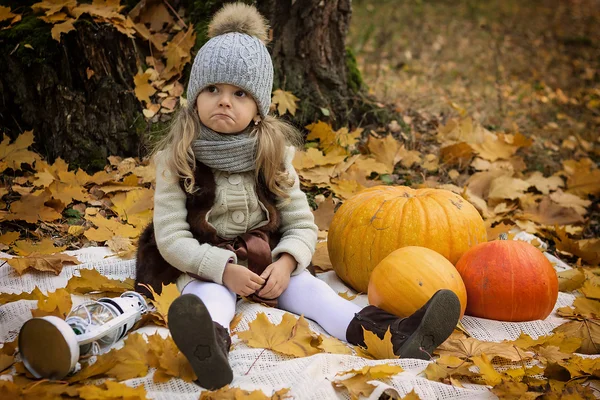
[152,146,318,291]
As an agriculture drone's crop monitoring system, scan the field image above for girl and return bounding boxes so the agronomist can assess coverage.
[135,2,461,390]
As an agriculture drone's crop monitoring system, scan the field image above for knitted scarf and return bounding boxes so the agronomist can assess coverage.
[192,124,257,173]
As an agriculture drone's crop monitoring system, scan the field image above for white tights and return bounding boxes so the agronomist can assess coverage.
[182,271,362,341]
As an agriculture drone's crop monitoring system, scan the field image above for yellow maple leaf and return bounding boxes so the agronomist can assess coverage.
[51,18,75,41]
[199,386,289,400]
[557,268,586,292]
[106,333,150,380]
[5,252,80,275]
[77,380,147,400]
[292,147,346,170]
[237,312,320,357]
[0,6,17,23]
[110,188,154,228]
[471,130,519,161]
[306,121,338,152]
[526,171,564,195]
[140,283,180,325]
[0,231,19,246]
[147,333,196,383]
[161,26,196,80]
[352,155,392,175]
[0,286,46,306]
[133,71,157,104]
[4,191,59,224]
[0,131,40,172]
[367,133,401,170]
[106,235,137,259]
[85,214,140,241]
[66,268,134,294]
[554,226,600,265]
[436,336,532,362]
[312,241,333,272]
[31,0,77,17]
[440,142,474,166]
[328,178,366,200]
[31,288,72,319]
[272,89,300,116]
[567,168,600,197]
[511,332,582,354]
[471,353,503,386]
[316,334,353,355]
[39,10,68,23]
[360,327,398,360]
[0,338,17,373]
[397,145,422,168]
[424,354,474,381]
[69,332,149,383]
[333,364,403,399]
[14,237,67,256]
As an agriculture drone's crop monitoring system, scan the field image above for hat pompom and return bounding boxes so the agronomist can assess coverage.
[208,2,270,44]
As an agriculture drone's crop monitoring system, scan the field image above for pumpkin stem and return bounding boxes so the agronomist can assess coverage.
[499,233,508,240]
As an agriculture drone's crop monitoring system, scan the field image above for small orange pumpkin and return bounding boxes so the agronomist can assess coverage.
[367,246,468,318]
[454,236,558,322]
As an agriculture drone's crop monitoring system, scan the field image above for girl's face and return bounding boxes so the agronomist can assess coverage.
[196,83,259,134]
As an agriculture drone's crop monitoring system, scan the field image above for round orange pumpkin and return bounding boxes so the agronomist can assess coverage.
[368,246,468,318]
[328,185,487,293]
[454,238,558,322]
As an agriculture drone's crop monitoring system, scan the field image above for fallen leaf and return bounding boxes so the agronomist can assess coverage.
[526,171,564,195]
[436,336,532,362]
[0,131,40,172]
[316,334,353,355]
[66,268,134,294]
[237,312,320,357]
[312,241,333,272]
[134,71,157,104]
[5,252,80,275]
[51,18,75,41]
[78,380,147,400]
[272,89,300,116]
[140,283,180,325]
[31,288,72,318]
[333,364,403,400]
[361,327,398,360]
[146,333,196,383]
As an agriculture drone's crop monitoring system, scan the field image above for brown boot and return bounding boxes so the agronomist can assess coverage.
[346,289,461,360]
[168,294,233,389]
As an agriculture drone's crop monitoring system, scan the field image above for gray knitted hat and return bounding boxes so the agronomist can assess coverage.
[186,3,273,118]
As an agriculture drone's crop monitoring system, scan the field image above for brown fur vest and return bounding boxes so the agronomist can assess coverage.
[135,160,283,298]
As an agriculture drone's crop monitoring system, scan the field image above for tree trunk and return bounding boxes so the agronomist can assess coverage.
[0,16,144,171]
[257,0,363,128]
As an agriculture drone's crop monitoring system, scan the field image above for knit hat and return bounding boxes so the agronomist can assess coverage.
[186,3,273,118]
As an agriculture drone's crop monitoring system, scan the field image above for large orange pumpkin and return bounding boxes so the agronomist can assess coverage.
[368,246,468,318]
[454,237,558,322]
[328,185,487,293]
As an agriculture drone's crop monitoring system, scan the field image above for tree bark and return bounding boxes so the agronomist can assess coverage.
[0,17,144,171]
[257,0,362,128]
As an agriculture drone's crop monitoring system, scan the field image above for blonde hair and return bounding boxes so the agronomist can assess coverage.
[151,106,303,200]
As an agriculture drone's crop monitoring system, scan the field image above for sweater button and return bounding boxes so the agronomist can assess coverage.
[232,210,245,223]
[228,174,242,185]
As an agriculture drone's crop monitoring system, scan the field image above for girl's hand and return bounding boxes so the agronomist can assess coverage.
[258,254,297,299]
[222,263,265,297]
